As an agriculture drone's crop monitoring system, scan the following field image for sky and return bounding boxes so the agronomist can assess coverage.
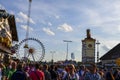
[0,0,120,62]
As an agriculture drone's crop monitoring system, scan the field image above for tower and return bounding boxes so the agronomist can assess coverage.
[82,29,96,63]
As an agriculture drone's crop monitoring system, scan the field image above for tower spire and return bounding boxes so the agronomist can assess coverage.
[86,29,91,38]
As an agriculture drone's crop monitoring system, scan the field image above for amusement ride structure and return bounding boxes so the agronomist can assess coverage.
[15,0,45,62]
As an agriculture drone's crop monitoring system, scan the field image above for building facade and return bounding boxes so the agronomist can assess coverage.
[0,9,18,62]
[82,29,96,63]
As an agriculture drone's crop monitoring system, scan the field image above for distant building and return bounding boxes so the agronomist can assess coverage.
[82,29,96,63]
[100,43,120,67]
[0,9,18,61]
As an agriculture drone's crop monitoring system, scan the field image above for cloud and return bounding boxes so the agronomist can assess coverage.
[55,15,60,19]
[6,10,15,15]
[41,20,46,25]
[48,22,52,26]
[100,40,119,50]
[98,24,120,35]
[118,25,120,31]
[21,25,33,31]
[101,45,110,52]
[100,40,119,56]
[79,2,120,35]
[57,23,73,32]
[17,12,35,24]
[16,17,23,23]
[82,8,102,26]
[43,28,55,36]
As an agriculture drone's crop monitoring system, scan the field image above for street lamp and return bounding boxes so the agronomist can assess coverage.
[63,40,72,60]
[96,40,100,63]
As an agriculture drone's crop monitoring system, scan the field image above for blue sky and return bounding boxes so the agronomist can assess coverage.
[0,0,120,62]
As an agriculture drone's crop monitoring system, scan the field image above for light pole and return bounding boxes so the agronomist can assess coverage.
[96,40,100,63]
[50,51,55,62]
[63,40,72,60]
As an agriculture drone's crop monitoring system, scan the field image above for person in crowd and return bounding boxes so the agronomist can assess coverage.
[55,65,61,80]
[98,71,105,80]
[113,69,120,80]
[105,71,115,80]
[0,62,5,80]
[6,61,17,80]
[29,63,35,72]
[67,64,79,80]
[43,64,51,80]
[11,62,28,80]
[29,63,44,80]
[0,63,2,80]
[78,64,86,80]
[49,65,58,80]
[24,66,31,80]
[84,63,101,80]
[2,61,12,80]
[61,66,69,80]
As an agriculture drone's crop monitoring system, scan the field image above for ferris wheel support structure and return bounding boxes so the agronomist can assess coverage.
[24,0,32,58]
[26,0,32,40]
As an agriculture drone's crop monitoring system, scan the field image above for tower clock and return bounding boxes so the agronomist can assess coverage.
[82,29,96,63]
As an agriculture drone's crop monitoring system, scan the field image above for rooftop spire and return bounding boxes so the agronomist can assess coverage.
[86,29,91,38]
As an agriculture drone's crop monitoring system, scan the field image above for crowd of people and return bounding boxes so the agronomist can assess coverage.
[0,59,120,80]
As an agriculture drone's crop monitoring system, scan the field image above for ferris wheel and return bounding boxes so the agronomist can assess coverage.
[16,38,45,62]
[14,0,45,62]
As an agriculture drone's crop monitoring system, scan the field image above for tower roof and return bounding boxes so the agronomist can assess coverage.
[87,29,91,38]
[82,29,96,42]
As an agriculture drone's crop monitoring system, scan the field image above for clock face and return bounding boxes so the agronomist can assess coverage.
[88,44,92,48]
